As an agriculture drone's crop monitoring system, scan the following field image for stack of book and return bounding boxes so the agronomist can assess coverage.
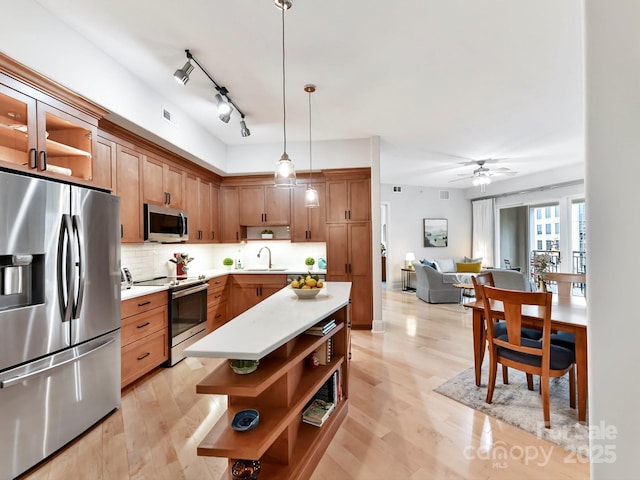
[314,370,340,405]
[315,337,333,365]
[302,398,335,427]
[305,318,336,336]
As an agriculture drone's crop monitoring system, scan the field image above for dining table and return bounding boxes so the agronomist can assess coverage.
[466,294,588,422]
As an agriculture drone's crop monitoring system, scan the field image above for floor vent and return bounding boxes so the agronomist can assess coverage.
[439,190,450,200]
[393,186,402,192]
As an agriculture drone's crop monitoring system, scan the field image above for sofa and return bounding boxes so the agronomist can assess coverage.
[415,261,533,304]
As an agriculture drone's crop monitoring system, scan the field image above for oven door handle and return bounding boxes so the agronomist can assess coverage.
[171,282,209,299]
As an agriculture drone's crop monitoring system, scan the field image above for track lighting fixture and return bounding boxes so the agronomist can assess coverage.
[274,1,296,187]
[173,49,250,136]
[240,118,251,137]
[274,0,293,10]
[173,60,194,85]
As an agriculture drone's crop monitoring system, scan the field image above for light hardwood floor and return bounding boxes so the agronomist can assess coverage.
[21,289,589,480]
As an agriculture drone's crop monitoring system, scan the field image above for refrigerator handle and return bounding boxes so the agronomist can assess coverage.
[57,214,74,323]
[0,338,116,389]
[71,215,85,319]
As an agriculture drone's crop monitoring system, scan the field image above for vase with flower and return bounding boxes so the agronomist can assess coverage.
[532,253,551,292]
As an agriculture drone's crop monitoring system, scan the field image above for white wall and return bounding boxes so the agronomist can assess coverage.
[380,184,472,289]
[586,1,639,477]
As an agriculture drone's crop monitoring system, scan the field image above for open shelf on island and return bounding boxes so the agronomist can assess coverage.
[198,356,344,459]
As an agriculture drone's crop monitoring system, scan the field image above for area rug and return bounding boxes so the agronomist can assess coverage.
[434,366,589,456]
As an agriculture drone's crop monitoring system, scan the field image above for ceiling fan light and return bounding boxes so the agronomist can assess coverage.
[304,185,319,208]
[173,61,194,85]
[275,153,296,187]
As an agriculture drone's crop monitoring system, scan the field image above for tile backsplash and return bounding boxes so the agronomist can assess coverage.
[121,242,327,281]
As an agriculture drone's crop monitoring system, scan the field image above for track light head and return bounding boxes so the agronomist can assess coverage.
[240,120,251,137]
[173,61,194,85]
[215,93,233,115]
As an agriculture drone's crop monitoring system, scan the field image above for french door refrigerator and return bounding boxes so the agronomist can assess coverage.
[0,169,121,479]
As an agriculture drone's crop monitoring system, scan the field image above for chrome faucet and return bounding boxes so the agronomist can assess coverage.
[257,246,272,269]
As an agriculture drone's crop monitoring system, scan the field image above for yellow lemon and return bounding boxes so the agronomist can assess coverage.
[317,281,324,288]
[302,285,311,289]
[291,280,300,288]
[306,278,317,288]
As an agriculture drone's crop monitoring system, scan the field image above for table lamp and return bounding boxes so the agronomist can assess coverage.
[405,252,416,269]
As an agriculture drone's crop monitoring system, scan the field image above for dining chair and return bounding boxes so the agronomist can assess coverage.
[479,285,576,428]
[472,273,538,389]
[545,273,586,351]
[544,272,587,298]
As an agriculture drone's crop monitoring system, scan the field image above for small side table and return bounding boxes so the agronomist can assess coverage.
[453,283,474,304]
[401,268,416,292]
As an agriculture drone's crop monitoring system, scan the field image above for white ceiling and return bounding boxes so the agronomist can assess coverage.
[35,0,585,188]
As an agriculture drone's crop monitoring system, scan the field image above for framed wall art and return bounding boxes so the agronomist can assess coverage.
[424,218,448,247]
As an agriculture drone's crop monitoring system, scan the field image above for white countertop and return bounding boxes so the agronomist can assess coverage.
[183,282,351,361]
[120,268,327,301]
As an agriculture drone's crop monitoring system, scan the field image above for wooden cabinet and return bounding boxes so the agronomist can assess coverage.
[325,177,370,223]
[199,178,212,242]
[239,185,291,226]
[291,182,326,242]
[210,183,221,243]
[114,143,144,243]
[0,71,104,187]
[121,291,169,388]
[143,154,184,208]
[195,298,351,479]
[220,186,244,243]
[230,274,287,317]
[207,276,229,332]
[326,222,373,329]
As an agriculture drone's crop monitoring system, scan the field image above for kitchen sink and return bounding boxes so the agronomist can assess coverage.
[245,268,288,272]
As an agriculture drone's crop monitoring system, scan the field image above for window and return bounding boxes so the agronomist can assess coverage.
[537,225,542,234]
[555,223,560,234]
[545,207,552,218]
[546,240,553,250]
[536,210,542,220]
[537,240,543,250]
[546,224,552,234]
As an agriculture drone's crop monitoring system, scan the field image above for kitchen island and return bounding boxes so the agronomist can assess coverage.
[183,282,352,480]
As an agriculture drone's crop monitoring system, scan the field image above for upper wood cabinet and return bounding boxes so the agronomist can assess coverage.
[239,185,291,226]
[220,186,243,243]
[325,177,371,223]
[185,174,216,243]
[210,183,220,243]
[143,155,184,209]
[114,143,144,243]
[199,178,213,243]
[0,74,104,188]
[290,182,326,242]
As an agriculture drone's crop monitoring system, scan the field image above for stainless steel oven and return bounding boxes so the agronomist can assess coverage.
[169,281,208,365]
[133,276,209,366]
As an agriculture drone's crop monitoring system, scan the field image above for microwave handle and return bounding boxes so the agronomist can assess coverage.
[179,212,187,237]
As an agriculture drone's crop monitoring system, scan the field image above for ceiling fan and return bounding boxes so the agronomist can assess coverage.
[449,159,517,192]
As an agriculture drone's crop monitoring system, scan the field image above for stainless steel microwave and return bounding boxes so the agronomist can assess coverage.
[144,204,188,243]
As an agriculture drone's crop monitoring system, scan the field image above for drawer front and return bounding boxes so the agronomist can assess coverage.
[231,274,287,288]
[121,305,168,347]
[121,329,168,388]
[207,288,228,309]
[207,275,228,291]
[121,291,168,318]
[207,301,228,333]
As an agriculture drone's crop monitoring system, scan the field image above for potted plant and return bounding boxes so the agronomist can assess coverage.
[305,257,315,270]
[261,229,274,239]
[223,257,234,270]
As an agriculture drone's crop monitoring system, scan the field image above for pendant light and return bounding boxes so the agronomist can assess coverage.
[274,0,296,187]
[304,84,319,207]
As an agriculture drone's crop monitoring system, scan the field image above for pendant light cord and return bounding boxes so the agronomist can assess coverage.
[281,6,287,154]
[308,90,312,185]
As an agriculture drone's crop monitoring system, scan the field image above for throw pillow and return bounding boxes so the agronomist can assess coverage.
[456,261,482,273]
[434,258,456,273]
[420,259,437,269]
[464,256,483,263]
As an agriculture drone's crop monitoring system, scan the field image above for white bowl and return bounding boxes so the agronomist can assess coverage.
[291,287,322,299]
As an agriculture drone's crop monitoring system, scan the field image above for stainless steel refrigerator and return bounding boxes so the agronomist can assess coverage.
[0,170,121,479]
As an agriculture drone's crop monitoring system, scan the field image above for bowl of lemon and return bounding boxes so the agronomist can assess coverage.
[290,274,324,299]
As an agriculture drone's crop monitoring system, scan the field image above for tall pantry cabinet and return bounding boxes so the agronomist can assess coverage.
[324,169,373,329]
